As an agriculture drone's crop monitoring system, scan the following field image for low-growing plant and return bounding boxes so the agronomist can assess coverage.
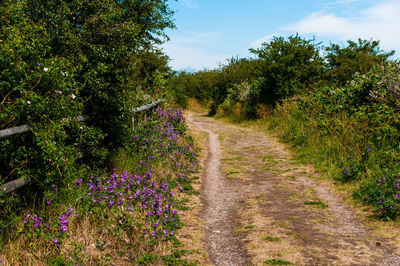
[303,200,328,208]
[264,258,293,265]
[263,236,281,242]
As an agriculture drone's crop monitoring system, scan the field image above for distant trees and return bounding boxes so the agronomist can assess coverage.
[169,34,395,118]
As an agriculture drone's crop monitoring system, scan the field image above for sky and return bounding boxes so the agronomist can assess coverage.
[160,0,400,71]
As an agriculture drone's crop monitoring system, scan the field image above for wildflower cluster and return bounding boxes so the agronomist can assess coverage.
[23,205,73,244]
[339,153,361,181]
[18,107,199,263]
[79,171,179,239]
[155,107,187,135]
[370,175,400,219]
[339,148,373,182]
[130,107,198,188]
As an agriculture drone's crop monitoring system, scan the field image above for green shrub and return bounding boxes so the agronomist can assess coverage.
[0,0,174,236]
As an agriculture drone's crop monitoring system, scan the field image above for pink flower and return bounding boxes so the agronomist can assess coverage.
[55,90,62,94]
[43,67,49,72]
[53,237,58,243]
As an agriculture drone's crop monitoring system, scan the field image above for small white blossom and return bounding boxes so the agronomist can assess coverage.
[26,100,31,104]
[71,94,76,99]
[43,67,49,72]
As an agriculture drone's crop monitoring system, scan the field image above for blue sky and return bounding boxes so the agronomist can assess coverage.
[160,0,400,71]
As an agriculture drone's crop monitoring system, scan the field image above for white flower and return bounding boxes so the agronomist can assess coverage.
[71,94,76,99]
[26,100,31,104]
[60,71,65,76]
[43,67,49,72]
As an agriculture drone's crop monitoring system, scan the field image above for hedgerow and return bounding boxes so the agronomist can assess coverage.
[270,63,400,219]
[1,0,174,238]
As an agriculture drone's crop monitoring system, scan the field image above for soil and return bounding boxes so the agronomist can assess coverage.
[188,113,400,266]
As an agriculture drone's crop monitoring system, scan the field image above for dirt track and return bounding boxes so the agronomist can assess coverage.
[188,113,400,266]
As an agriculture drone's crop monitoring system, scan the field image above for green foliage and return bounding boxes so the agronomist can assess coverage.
[269,62,400,219]
[263,236,281,242]
[326,39,395,85]
[355,173,400,220]
[167,57,261,114]
[250,34,325,101]
[264,259,293,265]
[1,0,174,236]
[219,78,263,118]
[303,200,328,208]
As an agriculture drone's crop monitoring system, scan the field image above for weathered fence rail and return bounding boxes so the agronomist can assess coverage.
[0,99,164,194]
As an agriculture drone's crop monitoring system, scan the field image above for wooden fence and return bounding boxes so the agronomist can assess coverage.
[0,99,164,194]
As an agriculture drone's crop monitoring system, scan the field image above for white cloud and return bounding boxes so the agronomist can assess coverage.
[249,34,274,49]
[281,0,400,52]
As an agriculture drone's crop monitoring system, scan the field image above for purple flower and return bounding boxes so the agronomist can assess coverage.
[75,178,82,186]
[53,238,58,243]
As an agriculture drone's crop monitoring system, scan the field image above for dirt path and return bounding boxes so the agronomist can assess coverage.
[188,113,400,266]
[189,115,252,265]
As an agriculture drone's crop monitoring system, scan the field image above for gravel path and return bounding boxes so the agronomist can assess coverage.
[189,115,252,265]
[188,113,400,265]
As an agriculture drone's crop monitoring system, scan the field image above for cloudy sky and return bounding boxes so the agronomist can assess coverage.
[160,0,400,71]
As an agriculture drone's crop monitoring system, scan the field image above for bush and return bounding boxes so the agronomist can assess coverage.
[1,0,174,236]
[250,34,325,101]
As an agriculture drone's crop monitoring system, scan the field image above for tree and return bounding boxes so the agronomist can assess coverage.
[250,34,325,101]
[325,39,395,85]
[0,0,175,233]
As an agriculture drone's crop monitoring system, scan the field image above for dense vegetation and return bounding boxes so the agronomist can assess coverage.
[1,0,172,229]
[0,0,203,264]
[170,35,400,219]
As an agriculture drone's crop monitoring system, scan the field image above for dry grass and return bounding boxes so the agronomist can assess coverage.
[0,203,174,265]
[186,98,206,113]
[238,198,305,265]
[177,111,211,265]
